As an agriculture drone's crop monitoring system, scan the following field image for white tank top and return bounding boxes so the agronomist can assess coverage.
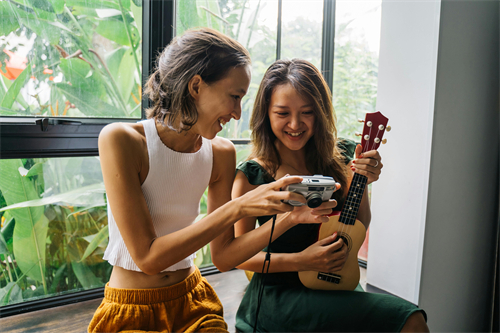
[103,118,213,272]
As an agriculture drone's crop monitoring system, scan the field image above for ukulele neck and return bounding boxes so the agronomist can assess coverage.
[339,172,368,226]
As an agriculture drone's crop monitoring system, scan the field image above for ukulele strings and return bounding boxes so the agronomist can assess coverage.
[336,124,372,242]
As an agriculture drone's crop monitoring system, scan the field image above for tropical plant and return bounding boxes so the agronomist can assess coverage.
[0,0,142,118]
[0,157,109,306]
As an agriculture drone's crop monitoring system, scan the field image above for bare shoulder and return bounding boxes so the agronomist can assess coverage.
[211,136,235,155]
[99,122,145,151]
[98,122,148,174]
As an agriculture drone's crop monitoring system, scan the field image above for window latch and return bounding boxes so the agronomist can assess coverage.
[36,118,49,132]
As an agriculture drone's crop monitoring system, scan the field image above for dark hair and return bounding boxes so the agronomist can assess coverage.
[249,58,348,195]
[144,28,251,132]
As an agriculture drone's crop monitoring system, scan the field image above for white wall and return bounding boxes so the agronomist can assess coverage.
[368,0,499,330]
[367,0,441,304]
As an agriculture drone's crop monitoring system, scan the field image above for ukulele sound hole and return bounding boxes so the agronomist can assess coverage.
[337,232,352,252]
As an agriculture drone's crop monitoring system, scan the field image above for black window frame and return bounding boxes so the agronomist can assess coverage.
[0,0,343,317]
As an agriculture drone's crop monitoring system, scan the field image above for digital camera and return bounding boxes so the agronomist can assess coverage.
[283,175,338,208]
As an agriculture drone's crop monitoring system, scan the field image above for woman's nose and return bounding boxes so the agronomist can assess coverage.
[289,115,301,129]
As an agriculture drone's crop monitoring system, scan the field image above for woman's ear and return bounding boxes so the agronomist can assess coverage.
[188,75,203,100]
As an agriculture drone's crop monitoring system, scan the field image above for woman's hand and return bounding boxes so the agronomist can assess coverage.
[351,144,383,185]
[235,176,307,218]
[284,199,338,226]
[296,232,348,272]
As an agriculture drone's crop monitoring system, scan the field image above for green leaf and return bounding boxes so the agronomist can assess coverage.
[66,0,124,10]
[58,57,106,97]
[67,204,106,218]
[0,231,9,255]
[26,163,45,178]
[0,160,48,283]
[0,183,106,213]
[105,47,136,102]
[54,83,125,117]
[1,217,15,245]
[48,0,65,14]
[130,0,142,39]
[80,225,108,262]
[0,2,20,36]
[67,242,102,289]
[118,0,131,11]
[48,264,66,294]
[10,5,68,44]
[96,18,137,46]
[0,63,31,110]
[0,282,21,306]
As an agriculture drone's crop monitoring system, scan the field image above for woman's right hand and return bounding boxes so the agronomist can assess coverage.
[236,176,306,217]
[297,232,348,272]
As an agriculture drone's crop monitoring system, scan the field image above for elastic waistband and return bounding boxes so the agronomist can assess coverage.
[104,266,202,304]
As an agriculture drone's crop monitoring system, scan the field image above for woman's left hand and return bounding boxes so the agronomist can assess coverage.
[350,144,383,185]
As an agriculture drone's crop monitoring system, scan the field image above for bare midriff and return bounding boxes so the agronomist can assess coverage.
[108,265,196,289]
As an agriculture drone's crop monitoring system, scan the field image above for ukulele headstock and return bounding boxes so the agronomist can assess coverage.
[356,111,390,153]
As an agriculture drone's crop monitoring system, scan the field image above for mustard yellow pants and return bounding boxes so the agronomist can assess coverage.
[88,267,228,333]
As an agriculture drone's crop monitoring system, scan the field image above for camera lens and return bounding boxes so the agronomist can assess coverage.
[306,193,323,208]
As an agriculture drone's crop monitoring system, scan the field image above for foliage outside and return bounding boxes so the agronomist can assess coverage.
[0,0,142,118]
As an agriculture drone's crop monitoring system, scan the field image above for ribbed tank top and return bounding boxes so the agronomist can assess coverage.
[103,118,213,272]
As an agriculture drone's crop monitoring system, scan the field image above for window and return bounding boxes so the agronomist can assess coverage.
[0,0,145,314]
[0,0,382,315]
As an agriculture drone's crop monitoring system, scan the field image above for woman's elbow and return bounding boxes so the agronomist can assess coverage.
[135,258,161,276]
[211,256,234,273]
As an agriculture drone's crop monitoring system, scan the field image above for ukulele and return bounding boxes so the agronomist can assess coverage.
[298,111,389,291]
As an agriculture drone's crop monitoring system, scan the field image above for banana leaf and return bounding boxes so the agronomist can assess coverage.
[0,160,48,283]
[105,47,136,103]
[80,225,108,262]
[67,242,102,289]
[0,282,22,306]
[0,183,105,213]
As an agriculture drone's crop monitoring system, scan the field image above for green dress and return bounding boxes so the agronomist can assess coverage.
[235,140,426,332]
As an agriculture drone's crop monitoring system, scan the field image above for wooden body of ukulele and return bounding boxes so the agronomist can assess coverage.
[298,111,389,291]
[298,188,367,291]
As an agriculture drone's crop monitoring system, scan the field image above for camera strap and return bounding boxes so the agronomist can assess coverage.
[253,214,277,333]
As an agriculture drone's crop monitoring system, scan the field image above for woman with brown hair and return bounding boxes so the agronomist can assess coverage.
[224,59,429,332]
[87,29,314,333]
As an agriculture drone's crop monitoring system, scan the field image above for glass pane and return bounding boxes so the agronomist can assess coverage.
[333,0,382,141]
[0,156,109,307]
[194,143,252,268]
[0,0,142,118]
[280,0,323,69]
[176,0,278,139]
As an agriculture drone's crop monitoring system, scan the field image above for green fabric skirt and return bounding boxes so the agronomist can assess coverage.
[235,272,426,332]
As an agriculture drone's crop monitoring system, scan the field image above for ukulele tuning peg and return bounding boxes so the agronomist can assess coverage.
[386,126,392,132]
[382,139,388,144]
[357,118,364,123]
[355,132,362,137]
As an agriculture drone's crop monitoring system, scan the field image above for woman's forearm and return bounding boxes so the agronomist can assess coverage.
[138,198,245,275]
[236,250,303,273]
[211,212,295,272]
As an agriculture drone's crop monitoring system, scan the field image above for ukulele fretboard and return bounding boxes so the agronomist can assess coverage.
[339,172,367,226]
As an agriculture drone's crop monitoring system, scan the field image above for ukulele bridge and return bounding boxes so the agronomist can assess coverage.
[317,272,341,284]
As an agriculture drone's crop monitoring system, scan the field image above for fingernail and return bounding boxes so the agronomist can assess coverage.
[352,160,356,164]
[359,154,363,158]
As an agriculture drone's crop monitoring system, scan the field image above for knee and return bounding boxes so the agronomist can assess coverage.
[401,311,429,333]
